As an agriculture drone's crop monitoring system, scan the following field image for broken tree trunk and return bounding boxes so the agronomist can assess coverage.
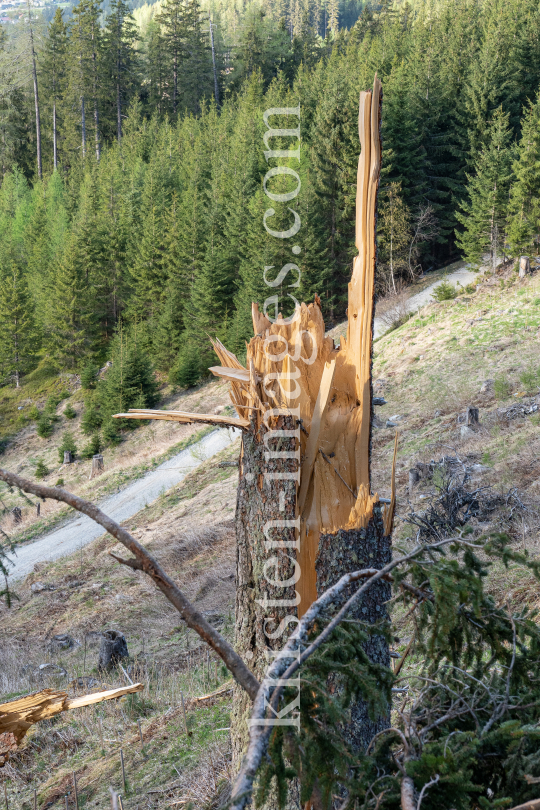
[519,256,530,278]
[113,75,395,776]
[0,683,143,766]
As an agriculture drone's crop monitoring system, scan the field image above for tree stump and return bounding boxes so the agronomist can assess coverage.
[98,631,129,671]
[11,507,22,525]
[64,451,73,464]
[409,468,421,492]
[519,256,530,278]
[36,502,40,517]
[91,455,104,479]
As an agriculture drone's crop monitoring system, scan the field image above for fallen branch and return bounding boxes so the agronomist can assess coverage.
[0,468,260,701]
[507,800,540,810]
[0,684,143,765]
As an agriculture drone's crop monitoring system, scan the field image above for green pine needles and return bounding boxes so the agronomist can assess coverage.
[255,533,540,810]
[81,326,158,443]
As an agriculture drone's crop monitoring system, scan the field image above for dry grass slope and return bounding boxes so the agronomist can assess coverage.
[1,263,540,808]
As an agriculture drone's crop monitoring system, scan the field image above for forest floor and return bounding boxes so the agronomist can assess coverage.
[1,261,540,809]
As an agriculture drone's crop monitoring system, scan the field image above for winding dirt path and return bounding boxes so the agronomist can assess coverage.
[8,427,240,582]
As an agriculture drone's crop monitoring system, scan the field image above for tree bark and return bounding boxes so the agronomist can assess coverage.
[81,95,86,158]
[53,98,57,170]
[98,630,129,670]
[91,454,104,478]
[26,1,42,180]
[209,17,219,108]
[317,510,391,752]
[92,45,100,161]
[519,256,530,278]
[231,415,299,765]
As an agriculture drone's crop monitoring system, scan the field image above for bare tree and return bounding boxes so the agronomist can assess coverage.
[408,203,439,278]
[25,0,42,179]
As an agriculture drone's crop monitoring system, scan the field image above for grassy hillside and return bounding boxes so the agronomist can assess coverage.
[0,377,233,546]
[1,264,539,809]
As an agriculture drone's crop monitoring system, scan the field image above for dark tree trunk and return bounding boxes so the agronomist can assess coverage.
[27,5,42,180]
[98,630,129,671]
[317,510,391,752]
[232,415,299,767]
[53,98,57,170]
[81,95,86,158]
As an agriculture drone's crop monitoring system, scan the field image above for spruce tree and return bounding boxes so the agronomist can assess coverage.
[66,0,103,163]
[310,52,359,312]
[156,0,185,118]
[0,254,40,387]
[152,194,187,370]
[102,0,139,143]
[455,107,514,269]
[127,157,170,324]
[98,326,159,422]
[178,0,213,115]
[46,232,92,370]
[144,19,166,117]
[508,93,540,256]
[40,9,67,171]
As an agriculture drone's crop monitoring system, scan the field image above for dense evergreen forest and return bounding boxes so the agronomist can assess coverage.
[2,0,540,417]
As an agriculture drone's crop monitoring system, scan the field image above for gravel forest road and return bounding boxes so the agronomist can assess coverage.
[8,427,240,582]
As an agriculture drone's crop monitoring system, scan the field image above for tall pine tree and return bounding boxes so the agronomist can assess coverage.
[456,106,513,269]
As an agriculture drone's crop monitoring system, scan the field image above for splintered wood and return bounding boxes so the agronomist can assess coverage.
[114,76,395,618]
[0,683,143,765]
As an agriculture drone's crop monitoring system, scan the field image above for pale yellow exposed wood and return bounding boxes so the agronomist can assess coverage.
[66,683,143,710]
[112,411,250,429]
[251,302,271,336]
[298,359,336,514]
[1,684,145,766]
[209,366,251,384]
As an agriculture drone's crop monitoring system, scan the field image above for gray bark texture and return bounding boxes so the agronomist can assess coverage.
[91,454,104,478]
[98,630,129,671]
[317,507,391,753]
[232,415,298,767]
[232,416,391,797]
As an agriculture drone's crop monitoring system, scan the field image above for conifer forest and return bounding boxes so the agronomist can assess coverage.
[2,0,540,404]
[5,0,540,807]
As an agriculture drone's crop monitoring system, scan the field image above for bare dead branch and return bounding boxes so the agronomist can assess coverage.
[401,775,416,810]
[417,774,439,810]
[0,468,260,701]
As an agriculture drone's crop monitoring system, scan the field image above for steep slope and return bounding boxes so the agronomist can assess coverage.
[1,263,539,810]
